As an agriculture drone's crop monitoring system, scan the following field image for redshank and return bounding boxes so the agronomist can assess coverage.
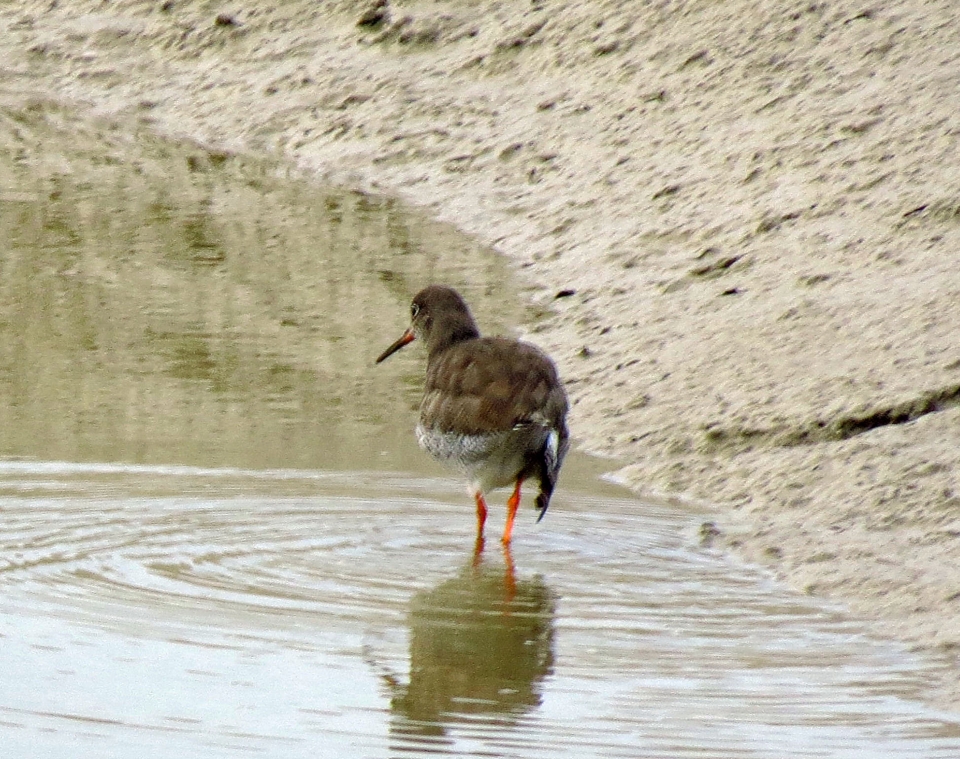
[376,285,569,545]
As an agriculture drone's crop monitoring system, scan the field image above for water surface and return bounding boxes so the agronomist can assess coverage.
[2,461,959,758]
[1,103,959,758]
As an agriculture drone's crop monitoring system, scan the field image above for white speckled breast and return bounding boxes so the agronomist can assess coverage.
[416,423,549,494]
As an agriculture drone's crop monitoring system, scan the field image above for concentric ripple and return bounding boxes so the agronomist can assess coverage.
[1,459,959,758]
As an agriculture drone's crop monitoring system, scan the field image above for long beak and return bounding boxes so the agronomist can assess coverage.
[375,328,415,364]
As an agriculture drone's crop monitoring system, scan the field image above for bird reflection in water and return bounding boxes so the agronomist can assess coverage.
[369,546,556,751]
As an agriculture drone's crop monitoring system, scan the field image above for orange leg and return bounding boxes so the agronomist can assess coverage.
[501,478,523,545]
[474,491,488,539]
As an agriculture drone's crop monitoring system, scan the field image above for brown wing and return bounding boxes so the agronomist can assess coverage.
[420,337,568,435]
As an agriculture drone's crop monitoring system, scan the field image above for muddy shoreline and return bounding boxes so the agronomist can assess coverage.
[2,1,959,708]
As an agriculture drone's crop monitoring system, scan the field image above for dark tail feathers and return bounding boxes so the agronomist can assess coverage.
[534,425,568,522]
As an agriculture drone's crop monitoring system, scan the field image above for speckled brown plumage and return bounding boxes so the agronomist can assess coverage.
[421,337,567,437]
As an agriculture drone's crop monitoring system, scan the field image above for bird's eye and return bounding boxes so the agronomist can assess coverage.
[411,303,420,318]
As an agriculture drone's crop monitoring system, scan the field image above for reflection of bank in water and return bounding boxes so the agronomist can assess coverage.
[0,104,522,471]
[373,550,555,748]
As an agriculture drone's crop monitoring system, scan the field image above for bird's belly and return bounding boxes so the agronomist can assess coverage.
[415,424,543,493]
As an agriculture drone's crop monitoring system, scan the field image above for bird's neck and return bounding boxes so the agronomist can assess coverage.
[427,315,480,358]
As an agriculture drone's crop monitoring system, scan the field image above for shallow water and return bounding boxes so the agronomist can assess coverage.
[1,104,959,758]
[2,461,960,758]
[0,102,526,470]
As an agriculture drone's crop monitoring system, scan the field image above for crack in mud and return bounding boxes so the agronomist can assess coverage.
[703,383,960,451]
